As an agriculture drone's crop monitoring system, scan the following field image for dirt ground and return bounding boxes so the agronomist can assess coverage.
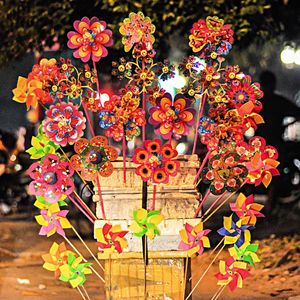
[0,219,299,300]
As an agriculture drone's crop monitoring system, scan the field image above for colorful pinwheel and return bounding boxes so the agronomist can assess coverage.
[129,208,164,240]
[28,154,74,203]
[43,102,86,146]
[35,206,72,237]
[230,193,264,226]
[67,17,113,62]
[228,243,260,267]
[178,222,211,257]
[217,214,251,247]
[133,139,179,184]
[70,136,118,181]
[42,242,74,278]
[95,223,128,258]
[149,93,196,140]
[59,253,92,288]
[215,256,250,291]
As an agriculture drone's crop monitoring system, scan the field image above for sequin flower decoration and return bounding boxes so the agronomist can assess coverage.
[119,12,155,52]
[28,154,74,203]
[201,153,248,195]
[228,244,260,267]
[59,253,92,288]
[95,223,128,258]
[230,193,264,226]
[133,139,179,184]
[149,93,196,140]
[217,214,251,247]
[129,208,164,240]
[178,222,211,257]
[70,136,118,181]
[42,242,73,278]
[215,256,250,291]
[67,17,113,62]
[43,102,86,146]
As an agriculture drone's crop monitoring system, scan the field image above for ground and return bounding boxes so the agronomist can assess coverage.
[0,218,299,300]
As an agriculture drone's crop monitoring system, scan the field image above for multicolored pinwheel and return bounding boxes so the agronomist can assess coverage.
[129,208,164,240]
[228,243,260,267]
[178,222,211,257]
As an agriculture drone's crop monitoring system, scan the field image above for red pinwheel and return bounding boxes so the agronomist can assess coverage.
[149,93,196,140]
[215,256,250,291]
[28,154,74,203]
[67,17,113,62]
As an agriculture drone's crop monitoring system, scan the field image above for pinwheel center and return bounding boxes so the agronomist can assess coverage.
[229,72,235,79]
[88,150,103,165]
[118,65,125,72]
[217,169,230,180]
[51,85,58,92]
[62,64,68,71]
[83,29,96,46]
[43,172,58,184]
[188,89,195,96]
[88,98,95,104]
[140,72,148,80]
[186,63,193,70]
[206,74,213,81]
[162,66,169,74]
[149,155,160,165]
[210,52,217,59]
[141,50,148,57]
[75,271,81,275]
[57,118,71,130]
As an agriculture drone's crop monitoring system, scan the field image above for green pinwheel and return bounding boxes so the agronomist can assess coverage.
[229,243,260,267]
[59,253,92,288]
[26,125,59,159]
[129,208,164,240]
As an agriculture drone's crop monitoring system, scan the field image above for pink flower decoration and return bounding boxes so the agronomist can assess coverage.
[67,17,113,62]
[28,154,74,203]
[43,102,86,146]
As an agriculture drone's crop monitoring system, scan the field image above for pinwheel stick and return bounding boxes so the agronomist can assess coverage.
[77,286,87,300]
[193,150,211,184]
[193,189,211,218]
[95,175,106,219]
[122,133,127,184]
[142,90,146,142]
[211,285,226,300]
[81,285,91,300]
[93,61,101,98]
[68,194,95,224]
[192,93,207,155]
[73,191,97,221]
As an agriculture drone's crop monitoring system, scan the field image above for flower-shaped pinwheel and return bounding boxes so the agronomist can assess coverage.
[149,93,196,140]
[189,16,234,57]
[178,222,211,257]
[35,206,72,237]
[34,195,67,214]
[201,153,248,195]
[99,92,146,141]
[119,12,155,52]
[59,253,92,288]
[26,126,59,159]
[43,102,86,146]
[215,256,250,291]
[95,223,128,258]
[28,154,74,203]
[67,17,113,62]
[42,242,74,278]
[70,136,118,181]
[155,60,176,81]
[228,243,260,267]
[129,208,164,240]
[133,139,179,184]
[217,214,252,247]
[230,193,264,226]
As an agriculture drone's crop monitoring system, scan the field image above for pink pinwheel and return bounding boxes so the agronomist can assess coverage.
[28,154,74,203]
[215,256,250,291]
[67,17,113,62]
[230,193,264,226]
[35,207,72,237]
[179,222,211,257]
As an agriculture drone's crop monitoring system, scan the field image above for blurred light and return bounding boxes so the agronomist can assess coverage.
[99,93,110,105]
[294,49,300,65]
[245,127,255,139]
[176,142,187,155]
[193,57,206,73]
[280,46,295,64]
[127,139,135,151]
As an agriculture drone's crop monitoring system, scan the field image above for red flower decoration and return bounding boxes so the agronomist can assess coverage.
[133,139,179,184]
[67,17,113,62]
[149,93,196,140]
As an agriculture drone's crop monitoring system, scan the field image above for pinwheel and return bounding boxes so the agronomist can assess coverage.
[215,256,250,291]
[70,136,118,181]
[119,11,155,52]
[28,154,74,203]
[155,60,176,81]
[228,243,260,267]
[43,102,86,146]
[230,193,264,226]
[217,214,252,247]
[34,195,67,212]
[149,93,196,140]
[129,208,164,240]
[35,206,72,237]
[201,153,248,195]
[42,242,74,278]
[178,222,211,257]
[26,126,59,159]
[133,139,179,184]
[67,17,113,62]
[59,253,92,288]
[95,223,128,257]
